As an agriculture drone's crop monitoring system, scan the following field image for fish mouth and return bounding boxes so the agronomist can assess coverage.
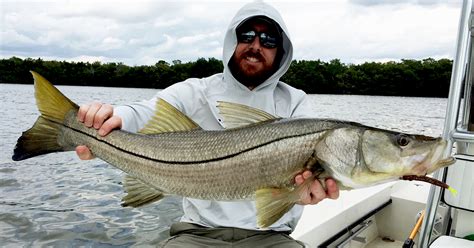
[424,156,456,174]
[412,156,455,176]
[433,157,456,168]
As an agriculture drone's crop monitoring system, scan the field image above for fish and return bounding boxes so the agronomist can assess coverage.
[12,71,455,228]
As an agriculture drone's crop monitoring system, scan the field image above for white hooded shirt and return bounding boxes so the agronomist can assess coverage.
[114,1,313,232]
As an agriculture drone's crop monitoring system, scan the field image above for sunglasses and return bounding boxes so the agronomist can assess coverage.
[237,30,279,49]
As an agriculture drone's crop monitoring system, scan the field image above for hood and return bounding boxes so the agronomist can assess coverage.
[222,1,293,91]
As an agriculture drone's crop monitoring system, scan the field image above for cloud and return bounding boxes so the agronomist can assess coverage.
[0,0,462,65]
[349,0,461,7]
[280,1,460,63]
[177,31,221,45]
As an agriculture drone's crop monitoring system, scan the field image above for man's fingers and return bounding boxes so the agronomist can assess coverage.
[75,102,118,161]
[76,102,120,136]
[309,180,326,204]
[298,184,312,205]
[77,104,90,123]
[295,170,313,186]
[302,170,312,179]
[295,174,304,185]
[297,177,326,205]
[84,102,102,127]
[296,175,341,205]
[94,104,114,129]
[98,116,122,136]
[75,145,95,160]
[325,178,340,200]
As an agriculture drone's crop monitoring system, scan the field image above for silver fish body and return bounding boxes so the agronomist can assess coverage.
[59,112,346,199]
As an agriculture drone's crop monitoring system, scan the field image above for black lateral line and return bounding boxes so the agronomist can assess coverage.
[66,123,324,165]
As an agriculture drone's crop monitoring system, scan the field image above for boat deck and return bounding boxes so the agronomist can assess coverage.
[292,181,431,247]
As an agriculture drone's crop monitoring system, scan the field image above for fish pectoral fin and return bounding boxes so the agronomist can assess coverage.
[138,99,201,134]
[255,187,299,228]
[216,101,280,129]
[121,175,165,207]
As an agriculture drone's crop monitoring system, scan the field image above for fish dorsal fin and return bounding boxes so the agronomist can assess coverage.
[139,99,200,134]
[121,175,166,207]
[216,101,279,129]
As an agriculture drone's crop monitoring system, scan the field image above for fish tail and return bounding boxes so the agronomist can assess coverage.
[12,71,79,161]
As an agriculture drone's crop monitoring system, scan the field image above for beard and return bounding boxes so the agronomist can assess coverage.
[229,50,277,89]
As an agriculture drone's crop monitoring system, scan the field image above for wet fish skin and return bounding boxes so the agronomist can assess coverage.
[12,71,454,227]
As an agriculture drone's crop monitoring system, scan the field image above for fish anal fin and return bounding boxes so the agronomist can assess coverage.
[139,99,201,134]
[217,101,280,129]
[122,175,165,207]
[255,187,299,228]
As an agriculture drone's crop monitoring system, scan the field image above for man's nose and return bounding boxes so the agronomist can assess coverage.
[249,36,262,49]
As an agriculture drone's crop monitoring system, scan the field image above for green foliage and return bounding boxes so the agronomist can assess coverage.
[0,56,451,97]
[281,58,452,97]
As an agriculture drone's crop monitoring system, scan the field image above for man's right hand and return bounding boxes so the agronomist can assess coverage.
[75,101,122,160]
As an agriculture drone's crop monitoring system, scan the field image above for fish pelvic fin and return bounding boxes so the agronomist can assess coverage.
[255,174,322,228]
[255,187,299,228]
[216,101,280,129]
[12,71,79,161]
[122,175,165,207]
[139,99,200,134]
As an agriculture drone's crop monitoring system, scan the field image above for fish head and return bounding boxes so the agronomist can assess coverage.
[358,129,454,183]
[315,125,455,189]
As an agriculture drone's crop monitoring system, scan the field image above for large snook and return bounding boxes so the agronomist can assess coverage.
[12,71,455,228]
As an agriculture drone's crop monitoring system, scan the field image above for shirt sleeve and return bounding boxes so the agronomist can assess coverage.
[114,97,157,133]
[113,79,200,133]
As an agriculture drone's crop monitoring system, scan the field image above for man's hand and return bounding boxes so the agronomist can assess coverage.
[75,101,122,160]
[295,171,339,205]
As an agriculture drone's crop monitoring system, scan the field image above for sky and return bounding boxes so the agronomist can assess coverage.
[0,0,463,66]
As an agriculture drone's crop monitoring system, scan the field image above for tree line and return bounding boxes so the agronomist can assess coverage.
[0,56,452,97]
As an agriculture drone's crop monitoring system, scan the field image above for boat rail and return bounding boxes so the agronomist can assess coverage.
[419,0,474,246]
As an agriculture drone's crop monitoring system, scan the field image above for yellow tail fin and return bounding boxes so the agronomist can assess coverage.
[12,71,79,161]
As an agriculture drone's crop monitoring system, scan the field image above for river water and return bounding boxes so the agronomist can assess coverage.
[0,84,447,247]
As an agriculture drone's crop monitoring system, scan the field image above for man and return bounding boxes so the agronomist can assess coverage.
[76,1,339,247]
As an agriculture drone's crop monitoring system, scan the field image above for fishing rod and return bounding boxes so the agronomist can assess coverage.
[403,210,425,248]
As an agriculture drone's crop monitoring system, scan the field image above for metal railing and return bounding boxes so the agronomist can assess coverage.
[419,0,474,246]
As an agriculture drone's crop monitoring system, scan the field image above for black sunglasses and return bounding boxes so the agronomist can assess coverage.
[237,30,279,49]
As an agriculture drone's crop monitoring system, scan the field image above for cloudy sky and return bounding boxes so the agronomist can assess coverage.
[0,0,463,66]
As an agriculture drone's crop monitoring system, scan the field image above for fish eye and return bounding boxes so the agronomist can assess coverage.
[396,134,410,147]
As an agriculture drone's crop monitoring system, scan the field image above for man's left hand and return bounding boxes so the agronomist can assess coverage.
[295,171,339,205]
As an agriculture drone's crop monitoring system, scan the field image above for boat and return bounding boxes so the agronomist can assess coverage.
[291,0,474,247]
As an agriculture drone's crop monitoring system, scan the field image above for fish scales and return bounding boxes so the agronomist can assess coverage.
[60,109,327,199]
[63,109,341,163]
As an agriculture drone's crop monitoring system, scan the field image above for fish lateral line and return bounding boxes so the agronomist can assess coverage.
[67,122,324,165]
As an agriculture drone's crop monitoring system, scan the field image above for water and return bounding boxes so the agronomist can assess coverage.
[0,84,447,247]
